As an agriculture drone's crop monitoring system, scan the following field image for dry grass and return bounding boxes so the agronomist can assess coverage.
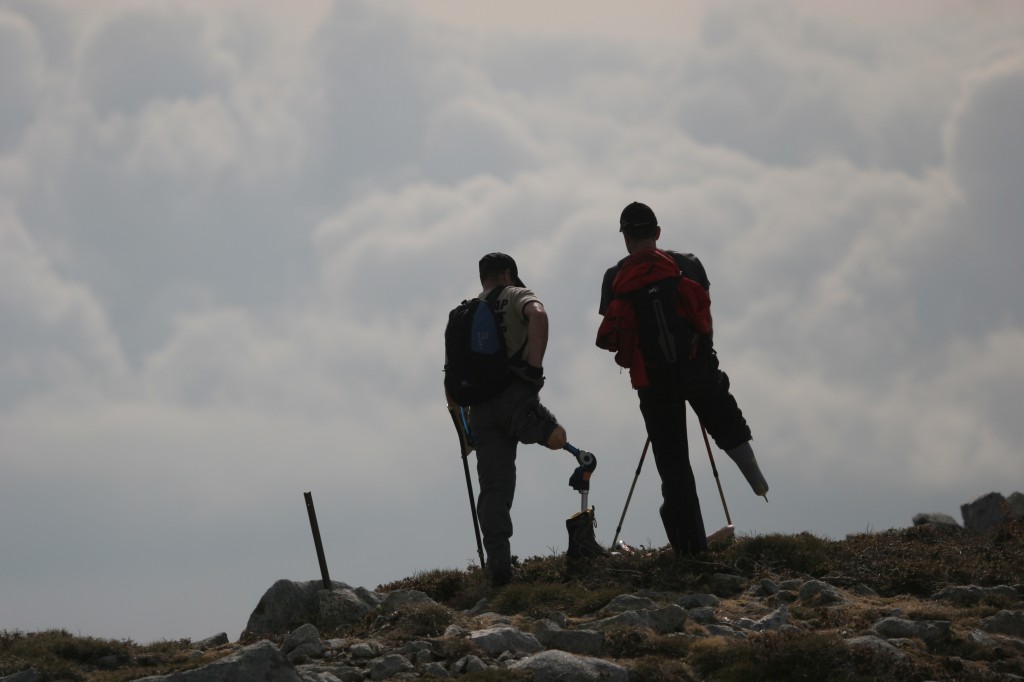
[3,523,1021,681]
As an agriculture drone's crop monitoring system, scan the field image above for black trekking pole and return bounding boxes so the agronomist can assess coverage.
[611,437,650,550]
[448,404,486,570]
[700,420,735,542]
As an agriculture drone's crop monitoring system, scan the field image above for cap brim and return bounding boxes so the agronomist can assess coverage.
[513,276,525,288]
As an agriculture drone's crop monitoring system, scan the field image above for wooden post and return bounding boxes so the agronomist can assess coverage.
[303,491,331,590]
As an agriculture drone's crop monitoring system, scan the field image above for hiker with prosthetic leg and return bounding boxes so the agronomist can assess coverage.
[445,253,607,587]
[597,203,769,556]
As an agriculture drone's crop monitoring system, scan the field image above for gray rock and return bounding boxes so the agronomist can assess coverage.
[193,633,229,650]
[677,593,720,609]
[597,594,656,615]
[872,617,952,644]
[707,573,747,597]
[420,661,450,677]
[287,642,325,665]
[933,585,986,604]
[379,589,436,613]
[687,606,716,624]
[451,655,487,674]
[244,580,381,636]
[913,512,961,527]
[587,605,687,635]
[533,621,604,655]
[134,640,301,681]
[649,604,689,633]
[933,584,1021,605]
[961,492,1009,532]
[0,669,42,682]
[442,624,466,637]
[349,641,381,659]
[799,580,844,605]
[847,635,905,659]
[703,624,746,639]
[316,589,378,632]
[509,650,629,682]
[980,610,1024,637]
[749,579,780,597]
[282,624,322,655]
[752,605,789,632]
[468,625,543,655]
[367,653,415,680]
[295,664,363,682]
[1008,492,1024,519]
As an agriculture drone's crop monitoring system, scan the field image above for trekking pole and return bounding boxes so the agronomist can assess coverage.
[303,492,332,590]
[611,438,650,549]
[448,405,486,570]
[700,420,733,527]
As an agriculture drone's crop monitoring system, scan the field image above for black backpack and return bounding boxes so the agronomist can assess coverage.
[623,278,699,369]
[444,286,510,406]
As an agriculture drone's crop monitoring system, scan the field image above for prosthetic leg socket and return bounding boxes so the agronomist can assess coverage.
[725,442,769,498]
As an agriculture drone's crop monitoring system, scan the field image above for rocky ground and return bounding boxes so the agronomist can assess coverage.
[3,521,1023,681]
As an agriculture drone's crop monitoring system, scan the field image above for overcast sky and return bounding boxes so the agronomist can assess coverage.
[2,0,1022,644]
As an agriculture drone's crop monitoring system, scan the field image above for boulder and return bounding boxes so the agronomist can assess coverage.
[134,640,300,682]
[980,610,1024,638]
[509,650,629,682]
[467,625,543,656]
[961,492,1009,532]
[244,579,381,636]
[912,513,961,528]
[1007,492,1024,519]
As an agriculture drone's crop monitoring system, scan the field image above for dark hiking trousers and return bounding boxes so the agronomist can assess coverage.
[639,397,708,554]
[639,347,751,554]
[469,381,559,577]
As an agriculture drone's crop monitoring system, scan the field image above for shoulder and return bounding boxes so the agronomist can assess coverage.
[500,286,540,313]
[662,249,709,290]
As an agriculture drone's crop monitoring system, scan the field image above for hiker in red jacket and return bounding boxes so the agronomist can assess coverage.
[597,202,768,555]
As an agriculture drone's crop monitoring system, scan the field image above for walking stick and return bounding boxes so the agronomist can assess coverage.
[448,404,486,570]
[700,420,734,528]
[611,438,650,549]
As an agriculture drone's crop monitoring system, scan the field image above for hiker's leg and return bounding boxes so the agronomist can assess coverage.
[506,383,561,449]
[545,425,567,450]
[471,399,518,581]
[686,350,752,451]
[639,397,708,554]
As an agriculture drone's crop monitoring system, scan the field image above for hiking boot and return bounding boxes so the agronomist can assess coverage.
[487,564,512,587]
[566,506,610,559]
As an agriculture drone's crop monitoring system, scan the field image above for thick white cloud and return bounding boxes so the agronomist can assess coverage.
[2,0,1023,644]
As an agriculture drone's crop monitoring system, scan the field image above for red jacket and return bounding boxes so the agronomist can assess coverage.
[596,248,712,389]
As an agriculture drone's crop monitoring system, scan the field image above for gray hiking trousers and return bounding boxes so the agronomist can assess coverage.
[469,381,559,575]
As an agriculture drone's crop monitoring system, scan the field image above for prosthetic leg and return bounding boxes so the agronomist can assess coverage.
[563,443,610,559]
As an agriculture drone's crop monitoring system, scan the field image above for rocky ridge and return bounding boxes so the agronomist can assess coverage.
[2,491,1022,681]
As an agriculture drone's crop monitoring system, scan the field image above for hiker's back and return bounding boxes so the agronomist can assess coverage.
[444,287,510,406]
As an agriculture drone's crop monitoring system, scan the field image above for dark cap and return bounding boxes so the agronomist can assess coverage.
[619,201,658,232]
[479,252,525,287]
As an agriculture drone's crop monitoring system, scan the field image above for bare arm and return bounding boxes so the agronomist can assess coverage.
[522,301,549,368]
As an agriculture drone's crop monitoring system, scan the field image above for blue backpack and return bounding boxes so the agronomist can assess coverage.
[444,287,510,406]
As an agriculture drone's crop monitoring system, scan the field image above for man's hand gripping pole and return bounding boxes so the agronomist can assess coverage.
[563,442,596,512]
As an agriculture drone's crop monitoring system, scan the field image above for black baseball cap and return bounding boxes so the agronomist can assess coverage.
[619,201,658,232]
[479,252,526,287]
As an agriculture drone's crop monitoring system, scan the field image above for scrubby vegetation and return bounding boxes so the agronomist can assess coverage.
[3,523,1022,680]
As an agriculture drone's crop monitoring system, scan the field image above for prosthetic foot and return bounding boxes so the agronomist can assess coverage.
[566,506,610,559]
[725,442,769,498]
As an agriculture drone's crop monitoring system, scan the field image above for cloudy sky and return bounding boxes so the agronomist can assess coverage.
[2,0,1022,644]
